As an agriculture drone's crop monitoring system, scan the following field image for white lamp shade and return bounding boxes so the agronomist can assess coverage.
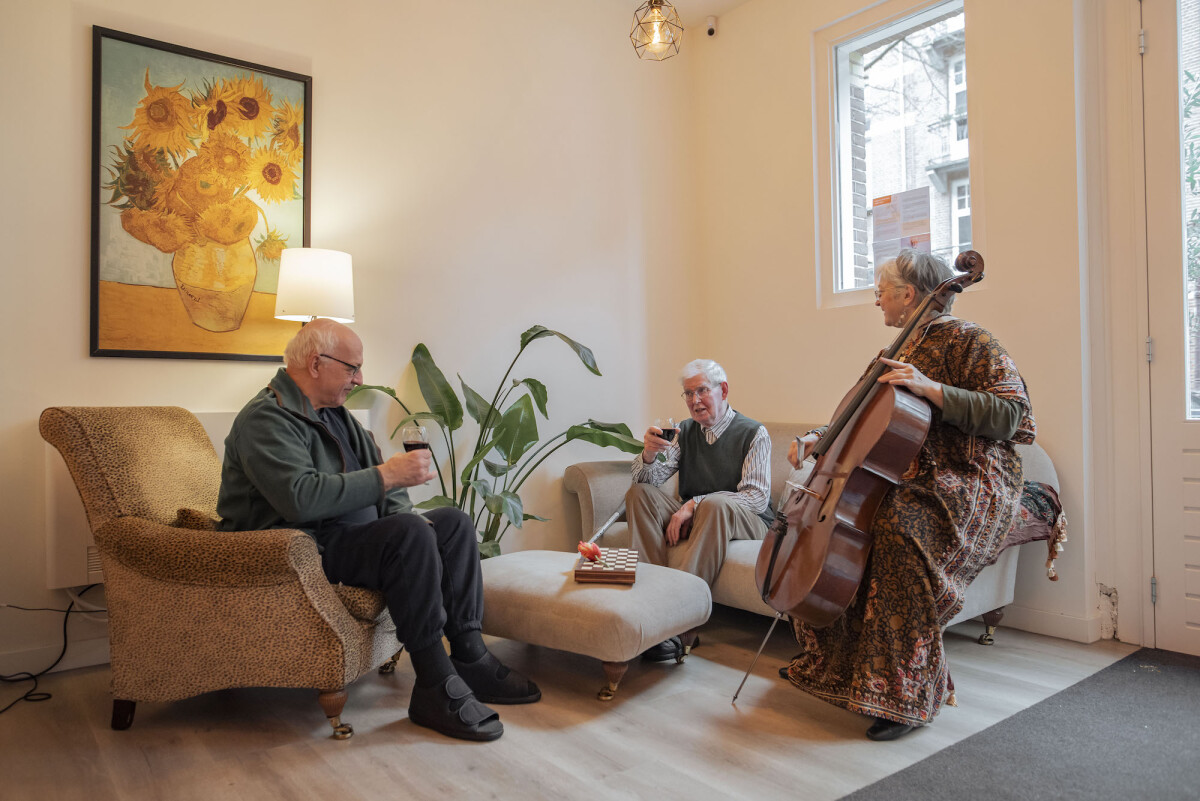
[274,248,356,323]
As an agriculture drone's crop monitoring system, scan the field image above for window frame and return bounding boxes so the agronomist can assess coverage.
[812,0,977,310]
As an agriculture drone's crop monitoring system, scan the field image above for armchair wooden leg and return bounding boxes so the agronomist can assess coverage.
[979,607,1006,646]
[111,699,136,730]
[378,647,405,675]
[317,689,353,740]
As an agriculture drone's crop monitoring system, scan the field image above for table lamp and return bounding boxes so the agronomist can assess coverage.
[274,248,355,323]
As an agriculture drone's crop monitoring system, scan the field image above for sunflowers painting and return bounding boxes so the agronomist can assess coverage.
[91,27,310,361]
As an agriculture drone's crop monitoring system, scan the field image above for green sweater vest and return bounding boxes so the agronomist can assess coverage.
[678,411,772,524]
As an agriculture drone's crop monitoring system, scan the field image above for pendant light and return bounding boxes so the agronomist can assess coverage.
[630,0,683,61]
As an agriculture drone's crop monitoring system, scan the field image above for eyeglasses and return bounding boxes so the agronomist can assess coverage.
[681,386,714,401]
[874,284,908,300]
[319,353,362,377]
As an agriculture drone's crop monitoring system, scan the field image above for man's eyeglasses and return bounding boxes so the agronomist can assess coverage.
[319,353,362,378]
[681,386,714,401]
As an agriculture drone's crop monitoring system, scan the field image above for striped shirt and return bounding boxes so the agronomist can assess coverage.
[632,405,771,515]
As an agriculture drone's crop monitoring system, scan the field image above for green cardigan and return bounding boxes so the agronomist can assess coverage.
[217,368,412,534]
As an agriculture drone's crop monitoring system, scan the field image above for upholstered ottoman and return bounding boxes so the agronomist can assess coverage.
[480,550,712,700]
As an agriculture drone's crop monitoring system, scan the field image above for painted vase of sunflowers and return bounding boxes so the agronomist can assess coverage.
[105,69,302,332]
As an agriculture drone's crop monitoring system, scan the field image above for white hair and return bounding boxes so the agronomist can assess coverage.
[680,359,727,386]
[283,323,341,368]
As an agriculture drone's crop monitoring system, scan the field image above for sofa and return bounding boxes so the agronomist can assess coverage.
[564,421,1063,643]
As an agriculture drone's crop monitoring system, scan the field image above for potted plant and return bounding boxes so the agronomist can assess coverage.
[352,325,643,556]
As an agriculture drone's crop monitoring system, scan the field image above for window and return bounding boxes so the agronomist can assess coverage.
[818,0,969,299]
[951,179,971,251]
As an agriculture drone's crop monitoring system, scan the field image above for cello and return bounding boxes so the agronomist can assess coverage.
[754,250,987,627]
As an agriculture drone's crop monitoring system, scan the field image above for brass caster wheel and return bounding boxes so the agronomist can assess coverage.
[329,718,354,740]
[378,649,404,675]
[978,625,996,646]
[597,684,618,702]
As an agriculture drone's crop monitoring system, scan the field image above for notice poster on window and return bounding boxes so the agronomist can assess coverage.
[872,188,931,266]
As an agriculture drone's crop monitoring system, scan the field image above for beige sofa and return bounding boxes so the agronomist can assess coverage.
[564,421,1060,641]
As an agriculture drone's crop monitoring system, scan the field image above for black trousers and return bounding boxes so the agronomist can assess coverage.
[317,507,483,653]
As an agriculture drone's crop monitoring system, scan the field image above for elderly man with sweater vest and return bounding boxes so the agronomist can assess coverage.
[627,359,772,661]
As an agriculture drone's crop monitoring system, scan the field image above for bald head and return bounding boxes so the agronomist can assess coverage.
[284,319,364,409]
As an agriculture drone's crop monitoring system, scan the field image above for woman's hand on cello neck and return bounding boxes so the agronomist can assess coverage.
[876,357,944,409]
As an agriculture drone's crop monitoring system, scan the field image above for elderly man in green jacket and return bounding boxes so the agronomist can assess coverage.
[218,318,539,742]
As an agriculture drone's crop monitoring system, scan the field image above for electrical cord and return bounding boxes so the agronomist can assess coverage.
[0,584,105,715]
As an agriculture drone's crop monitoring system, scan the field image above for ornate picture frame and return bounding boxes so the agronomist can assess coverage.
[90,26,311,361]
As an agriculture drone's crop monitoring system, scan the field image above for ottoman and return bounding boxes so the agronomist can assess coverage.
[480,550,712,700]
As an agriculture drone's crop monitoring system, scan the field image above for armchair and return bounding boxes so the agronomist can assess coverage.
[39,406,400,739]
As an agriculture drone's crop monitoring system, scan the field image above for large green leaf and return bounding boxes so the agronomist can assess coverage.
[584,419,636,437]
[566,423,644,454]
[493,395,539,466]
[514,378,549,417]
[411,344,463,430]
[466,479,492,499]
[483,459,514,478]
[477,540,502,559]
[518,325,600,376]
[484,491,524,528]
[414,495,458,510]
[460,375,500,427]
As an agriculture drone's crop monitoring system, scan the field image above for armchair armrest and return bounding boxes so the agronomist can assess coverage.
[563,460,633,538]
[95,516,323,587]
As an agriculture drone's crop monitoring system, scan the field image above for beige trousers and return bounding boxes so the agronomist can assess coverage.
[625,483,768,586]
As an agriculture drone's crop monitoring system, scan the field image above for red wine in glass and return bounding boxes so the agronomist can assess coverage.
[660,427,677,442]
[403,441,430,452]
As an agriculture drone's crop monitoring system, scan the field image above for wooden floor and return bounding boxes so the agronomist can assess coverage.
[1,606,1135,801]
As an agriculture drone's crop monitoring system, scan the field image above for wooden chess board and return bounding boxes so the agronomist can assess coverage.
[573,547,638,585]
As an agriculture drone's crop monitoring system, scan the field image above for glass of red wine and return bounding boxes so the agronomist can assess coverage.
[400,423,429,452]
[656,417,677,442]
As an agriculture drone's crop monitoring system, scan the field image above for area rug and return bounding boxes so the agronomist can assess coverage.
[842,648,1200,801]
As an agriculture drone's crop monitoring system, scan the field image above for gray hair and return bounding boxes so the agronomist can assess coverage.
[680,359,727,387]
[877,249,957,312]
[283,323,341,368]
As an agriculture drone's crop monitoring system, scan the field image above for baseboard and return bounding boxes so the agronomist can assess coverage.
[994,605,1104,643]
[0,636,111,678]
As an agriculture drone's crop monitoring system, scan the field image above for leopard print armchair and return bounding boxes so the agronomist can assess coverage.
[39,406,399,739]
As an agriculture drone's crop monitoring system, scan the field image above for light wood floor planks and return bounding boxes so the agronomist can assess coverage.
[0,606,1135,801]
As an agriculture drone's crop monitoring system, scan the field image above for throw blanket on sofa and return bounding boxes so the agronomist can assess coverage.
[992,481,1068,580]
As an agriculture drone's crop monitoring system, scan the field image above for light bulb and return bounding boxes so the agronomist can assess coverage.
[646,8,670,56]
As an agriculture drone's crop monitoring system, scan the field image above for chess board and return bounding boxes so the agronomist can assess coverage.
[573,547,638,585]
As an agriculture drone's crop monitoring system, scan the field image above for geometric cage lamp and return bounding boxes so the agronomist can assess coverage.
[274,248,356,324]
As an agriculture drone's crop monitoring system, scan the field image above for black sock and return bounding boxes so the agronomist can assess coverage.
[409,642,454,688]
[448,630,487,663]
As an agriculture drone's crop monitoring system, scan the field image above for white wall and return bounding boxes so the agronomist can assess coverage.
[0,0,693,673]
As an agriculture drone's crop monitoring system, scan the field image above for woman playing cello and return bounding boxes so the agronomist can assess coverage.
[780,249,1036,741]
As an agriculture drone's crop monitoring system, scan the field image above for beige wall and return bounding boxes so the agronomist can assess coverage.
[1,0,1140,673]
[685,0,1107,640]
[0,0,694,672]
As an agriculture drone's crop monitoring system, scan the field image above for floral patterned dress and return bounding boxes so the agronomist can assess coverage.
[784,317,1036,727]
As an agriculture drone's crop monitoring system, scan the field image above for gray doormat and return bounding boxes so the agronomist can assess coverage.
[841,648,1200,801]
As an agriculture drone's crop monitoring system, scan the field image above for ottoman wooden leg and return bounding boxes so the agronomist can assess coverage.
[598,661,630,701]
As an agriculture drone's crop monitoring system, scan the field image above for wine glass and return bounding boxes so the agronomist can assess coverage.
[654,417,678,443]
[400,423,429,453]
